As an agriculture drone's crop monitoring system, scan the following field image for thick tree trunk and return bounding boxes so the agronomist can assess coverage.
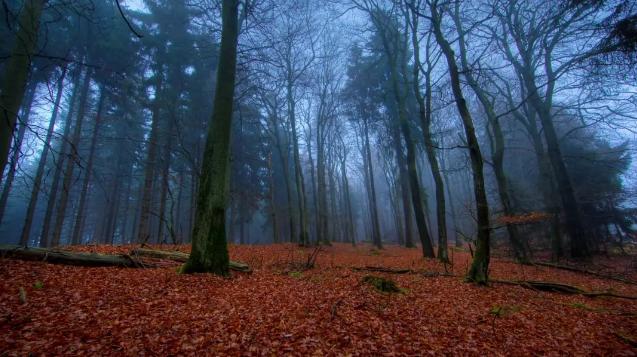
[0,0,44,177]
[49,70,92,247]
[20,66,69,246]
[431,3,490,283]
[70,88,105,245]
[0,84,37,223]
[182,0,239,275]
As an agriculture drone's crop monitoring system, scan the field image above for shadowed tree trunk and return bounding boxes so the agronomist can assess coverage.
[373,12,434,258]
[0,0,44,177]
[405,3,448,261]
[181,0,239,275]
[363,118,383,249]
[70,87,106,245]
[137,64,164,244]
[20,65,69,246]
[451,5,528,263]
[430,1,490,283]
[0,83,37,223]
[49,70,93,247]
[39,67,84,247]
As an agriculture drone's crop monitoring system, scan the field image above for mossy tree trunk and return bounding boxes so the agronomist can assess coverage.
[0,0,44,179]
[182,0,240,276]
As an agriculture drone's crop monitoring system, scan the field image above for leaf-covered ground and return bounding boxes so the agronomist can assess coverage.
[1,243,636,355]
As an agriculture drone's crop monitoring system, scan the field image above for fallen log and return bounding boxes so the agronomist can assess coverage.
[352,266,412,274]
[130,248,251,273]
[491,279,637,300]
[0,245,251,273]
[0,245,153,268]
[534,261,637,286]
[352,266,455,277]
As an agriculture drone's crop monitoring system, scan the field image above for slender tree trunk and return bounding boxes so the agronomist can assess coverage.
[287,83,309,246]
[391,124,415,248]
[406,5,448,261]
[0,0,44,177]
[157,121,174,244]
[49,70,92,247]
[317,125,329,245]
[306,124,319,244]
[70,88,105,245]
[363,119,382,249]
[38,68,83,247]
[182,0,239,275]
[0,84,36,223]
[431,3,490,283]
[137,66,164,244]
[268,152,278,243]
[20,66,69,245]
[376,21,434,258]
[451,9,527,263]
[340,156,356,246]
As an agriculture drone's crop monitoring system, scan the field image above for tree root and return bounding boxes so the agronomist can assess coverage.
[491,279,636,300]
[131,248,250,272]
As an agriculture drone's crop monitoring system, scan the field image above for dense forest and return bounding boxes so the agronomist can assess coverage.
[1,0,636,354]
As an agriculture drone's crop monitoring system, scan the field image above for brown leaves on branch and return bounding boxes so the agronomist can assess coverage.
[497,211,552,225]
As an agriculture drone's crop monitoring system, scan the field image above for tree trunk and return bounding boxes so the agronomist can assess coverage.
[375,18,434,258]
[38,67,83,247]
[70,88,105,245]
[182,0,239,275]
[20,66,69,246]
[287,82,309,246]
[0,84,37,223]
[406,5,448,261]
[391,124,415,248]
[451,8,528,263]
[340,156,356,246]
[0,0,44,177]
[137,66,164,244]
[363,118,382,249]
[431,3,490,283]
[49,69,92,247]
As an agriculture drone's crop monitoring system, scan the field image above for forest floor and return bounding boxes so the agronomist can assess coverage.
[1,243,636,356]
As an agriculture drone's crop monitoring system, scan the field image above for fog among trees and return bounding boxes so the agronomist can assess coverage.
[1,0,637,354]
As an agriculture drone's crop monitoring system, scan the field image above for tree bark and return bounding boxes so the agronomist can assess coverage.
[0,84,37,223]
[182,0,239,275]
[406,4,448,261]
[70,87,105,245]
[49,69,92,247]
[451,6,528,263]
[430,2,490,283]
[39,67,83,247]
[0,0,44,177]
[363,118,383,249]
[137,65,164,244]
